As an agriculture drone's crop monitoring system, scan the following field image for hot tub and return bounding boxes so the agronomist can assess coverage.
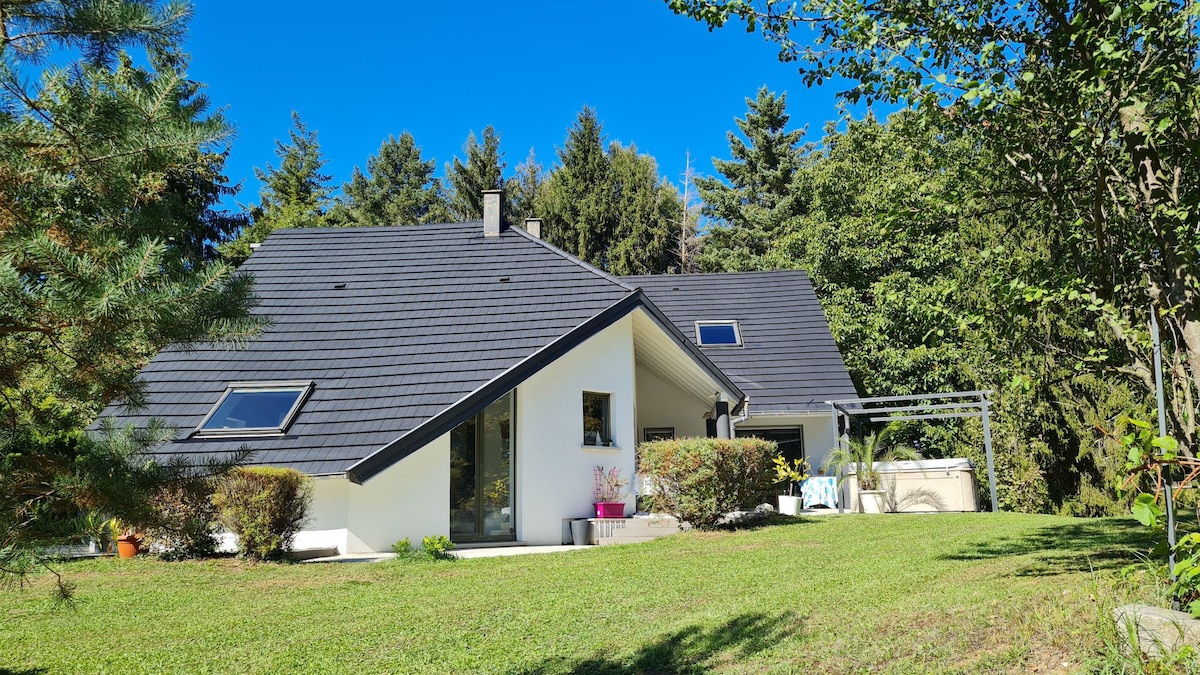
[847,458,978,512]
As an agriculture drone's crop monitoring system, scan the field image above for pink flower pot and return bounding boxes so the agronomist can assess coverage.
[594,502,625,518]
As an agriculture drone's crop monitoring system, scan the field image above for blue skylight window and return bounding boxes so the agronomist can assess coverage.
[696,321,743,347]
[195,382,313,437]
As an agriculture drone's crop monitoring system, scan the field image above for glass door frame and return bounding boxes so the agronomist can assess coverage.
[449,391,517,544]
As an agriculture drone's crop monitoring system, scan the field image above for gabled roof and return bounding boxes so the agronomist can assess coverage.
[100,222,741,481]
[623,270,858,413]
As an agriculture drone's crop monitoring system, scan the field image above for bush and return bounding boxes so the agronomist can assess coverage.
[143,478,220,560]
[637,437,779,529]
[421,535,455,560]
[213,467,312,560]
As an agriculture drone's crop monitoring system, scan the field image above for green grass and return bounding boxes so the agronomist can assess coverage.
[0,513,1162,674]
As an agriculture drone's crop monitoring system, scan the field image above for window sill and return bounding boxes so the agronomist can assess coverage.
[581,444,622,453]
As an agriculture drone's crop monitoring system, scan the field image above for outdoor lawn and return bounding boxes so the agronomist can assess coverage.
[0,513,1164,674]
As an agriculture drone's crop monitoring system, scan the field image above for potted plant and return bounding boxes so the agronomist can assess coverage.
[773,456,810,515]
[824,424,918,513]
[593,466,628,518]
[109,518,142,559]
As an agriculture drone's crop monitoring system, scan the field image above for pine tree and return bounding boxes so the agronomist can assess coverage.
[607,144,681,276]
[538,107,614,266]
[446,126,506,221]
[328,132,451,226]
[220,112,332,264]
[694,87,809,271]
[0,0,260,593]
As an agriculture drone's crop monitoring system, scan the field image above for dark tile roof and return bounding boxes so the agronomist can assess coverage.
[622,271,858,413]
[100,222,637,476]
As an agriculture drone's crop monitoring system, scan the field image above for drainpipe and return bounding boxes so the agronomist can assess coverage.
[715,401,731,439]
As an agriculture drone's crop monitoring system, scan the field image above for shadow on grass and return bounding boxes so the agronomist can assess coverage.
[0,668,48,674]
[716,512,822,532]
[940,518,1159,576]
[520,610,802,674]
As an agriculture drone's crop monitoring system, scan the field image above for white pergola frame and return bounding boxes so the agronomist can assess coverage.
[826,391,997,513]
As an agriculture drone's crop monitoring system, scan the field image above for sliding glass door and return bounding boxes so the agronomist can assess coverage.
[449,392,515,542]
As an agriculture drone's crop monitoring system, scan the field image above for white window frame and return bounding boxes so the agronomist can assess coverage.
[695,320,744,348]
[192,380,315,438]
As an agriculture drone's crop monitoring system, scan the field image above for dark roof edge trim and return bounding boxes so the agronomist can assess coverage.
[346,289,747,484]
[346,291,644,484]
[632,298,746,415]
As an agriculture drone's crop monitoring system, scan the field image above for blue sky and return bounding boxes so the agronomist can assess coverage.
[185,1,848,209]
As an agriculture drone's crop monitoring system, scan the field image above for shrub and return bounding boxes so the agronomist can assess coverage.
[637,437,779,529]
[421,535,455,560]
[213,467,312,560]
[143,478,220,560]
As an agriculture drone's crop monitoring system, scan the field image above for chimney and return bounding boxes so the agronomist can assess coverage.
[523,217,542,239]
[483,189,503,237]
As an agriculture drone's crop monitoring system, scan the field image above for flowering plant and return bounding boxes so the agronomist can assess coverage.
[593,466,628,502]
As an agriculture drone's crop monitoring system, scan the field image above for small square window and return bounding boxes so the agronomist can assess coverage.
[644,427,675,442]
[195,381,313,437]
[696,321,743,347]
[583,392,611,446]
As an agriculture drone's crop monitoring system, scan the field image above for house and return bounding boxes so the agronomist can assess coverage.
[100,191,856,552]
[624,271,858,472]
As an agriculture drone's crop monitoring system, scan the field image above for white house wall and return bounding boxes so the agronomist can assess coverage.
[633,366,710,440]
[516,314,637,545]
[341,432,451,553]
[291,476,350,552]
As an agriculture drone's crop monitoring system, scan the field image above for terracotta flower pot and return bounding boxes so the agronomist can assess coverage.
[117,535,141,559]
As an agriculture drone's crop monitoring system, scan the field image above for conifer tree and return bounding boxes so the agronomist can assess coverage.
[607,144,681,276]
[0,0,260,592]
[506,149,544,226]
[694,87,808,271]
[538,107,614,266]
[221,112,332,264]
[328,132,451,226]
[446,126,506,221]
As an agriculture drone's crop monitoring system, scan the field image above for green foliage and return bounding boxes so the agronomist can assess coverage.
[446,126,507,222]
[213,467,312,560]
[0,0,261,595]
[694,87,808,272]
[142,477,220,561]
[772,456,809,497]
[390,537,420,559]
[670,0,1200,461]
[536,108,684,274]
[637,437,779,529]
[538,107,613,263]
[824,424,917,491]
[220,112,332,265]
[420,535,454,560]
[328,132,451,227]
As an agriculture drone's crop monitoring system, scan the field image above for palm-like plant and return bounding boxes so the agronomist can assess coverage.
[824,424,919,491]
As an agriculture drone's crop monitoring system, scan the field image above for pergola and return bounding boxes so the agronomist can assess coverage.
[826,391,998,513]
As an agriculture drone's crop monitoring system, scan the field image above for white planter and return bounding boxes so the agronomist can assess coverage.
[778,495,801,515]
[859,490,885,514]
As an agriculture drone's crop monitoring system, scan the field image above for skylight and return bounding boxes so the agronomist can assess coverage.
[194,381,313,437]
[696,321,743,347]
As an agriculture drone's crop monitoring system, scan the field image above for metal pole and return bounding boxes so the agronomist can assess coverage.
[831,403,845,514]
[981,397,998,513]
[1151,305,1178,596]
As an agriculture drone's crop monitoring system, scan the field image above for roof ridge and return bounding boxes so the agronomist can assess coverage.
[623,269,811,279]
[507,225,638,293]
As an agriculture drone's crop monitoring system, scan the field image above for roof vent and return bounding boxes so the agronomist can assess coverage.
[523,217,542,239]
[483,189,503,237]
